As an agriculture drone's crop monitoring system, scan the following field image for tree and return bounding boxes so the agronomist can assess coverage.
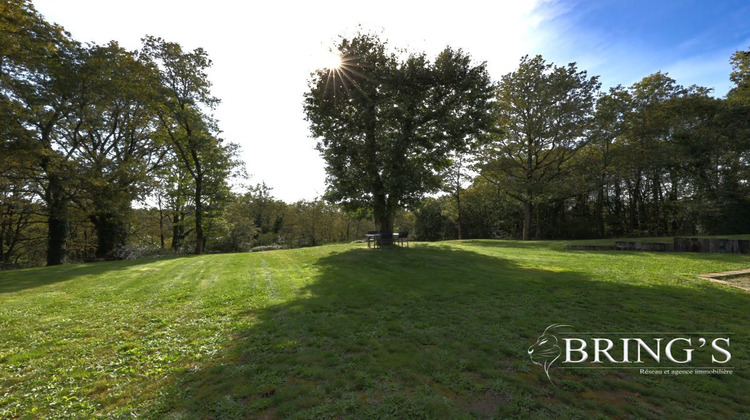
[151,151,194,251]
[304,33,495,234]
[477,55,600,240]
[142,36,238,254]
[441,151,472,239]
[726,47,750,204]
[212,191,259,252]
[707,48,750,232]
[580,86,631,237]
[728,47,750,104]
[414,197,454,241]
[247,182,281,236]
[0,144,43,266]
[1,0,79,265]
[63,42,163,258]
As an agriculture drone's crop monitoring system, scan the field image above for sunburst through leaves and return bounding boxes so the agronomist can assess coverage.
[319,49,373,104]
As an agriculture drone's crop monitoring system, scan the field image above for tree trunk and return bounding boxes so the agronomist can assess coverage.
[159,215,165,249]
[596,185,605,237]
[456,190,463,240]
[92,212,128,259]
[0,216,6,263]
[522,199,532,241]
[194,174,204,255]
[379,213,394,234]
[172,212,183,251]
[158,195,165,249]
[613,181,623,236]
[46,174,69,266]
[373,199,394,234]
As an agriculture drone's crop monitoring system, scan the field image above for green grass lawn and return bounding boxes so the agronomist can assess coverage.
[1,240,749,418]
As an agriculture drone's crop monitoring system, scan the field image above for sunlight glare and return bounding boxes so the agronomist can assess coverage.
[324,50,342,70]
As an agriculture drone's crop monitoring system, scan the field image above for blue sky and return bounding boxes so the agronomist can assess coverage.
[534,0,750,95]
[32,0,750,201]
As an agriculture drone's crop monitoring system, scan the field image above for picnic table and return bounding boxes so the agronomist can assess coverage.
[366,231,409,248]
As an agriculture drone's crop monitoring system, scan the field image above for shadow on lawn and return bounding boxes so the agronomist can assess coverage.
[0,255,187,294]
[151,245,750,419]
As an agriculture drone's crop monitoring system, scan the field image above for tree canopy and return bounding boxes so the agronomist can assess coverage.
[477,55,600,240]
[304,33,495,233]
[142,35,240,255]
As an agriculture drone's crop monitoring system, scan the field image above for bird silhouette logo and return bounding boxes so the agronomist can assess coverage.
[528,324,571,384]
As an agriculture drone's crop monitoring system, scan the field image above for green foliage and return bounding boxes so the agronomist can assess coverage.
[212,198,260,253]
[129,184,377,253]
[142,36,240,255]
[305,32,495,233]
[472,56,749,241]
[728,47,750,104]
[0,0,80,265]
[0,173,45,267]
[414,197,453,241]
[65,42,163,258]
[280,198,377,247]
[460,179,523,239]
[478,55,600,240]
[571,72,750,238]
[415,180,524,241]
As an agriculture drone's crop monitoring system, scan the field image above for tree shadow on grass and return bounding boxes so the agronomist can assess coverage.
[0,255,188,294]
[150,245,750,419]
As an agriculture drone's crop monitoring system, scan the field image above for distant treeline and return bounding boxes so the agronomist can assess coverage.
[417,57,750,241]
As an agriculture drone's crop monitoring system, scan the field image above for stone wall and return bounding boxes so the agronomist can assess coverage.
[566,245,616,251]
[614,241,673,252]
[567,238,750,254]
[673,238,750,254]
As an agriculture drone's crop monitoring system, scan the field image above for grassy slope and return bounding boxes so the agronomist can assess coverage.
[0,240,748,418]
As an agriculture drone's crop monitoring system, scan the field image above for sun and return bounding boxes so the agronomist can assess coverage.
[323,50,342,70]
[316,48,372,103]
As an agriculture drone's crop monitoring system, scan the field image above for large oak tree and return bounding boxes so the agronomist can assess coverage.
[304,33,495,234]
